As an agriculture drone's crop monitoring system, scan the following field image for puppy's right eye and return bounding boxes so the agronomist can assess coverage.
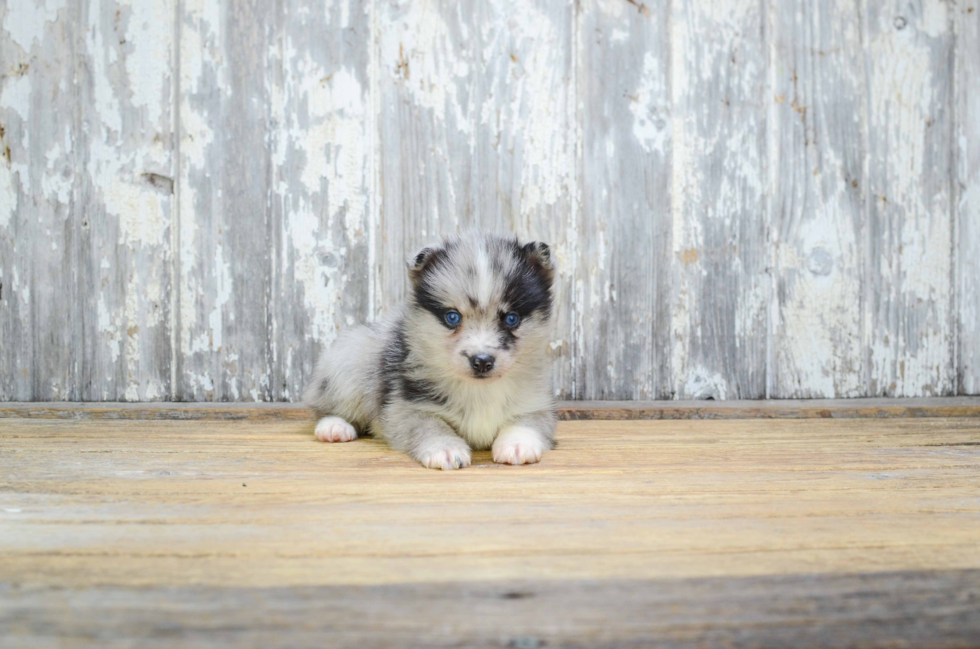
[444,310,461,327]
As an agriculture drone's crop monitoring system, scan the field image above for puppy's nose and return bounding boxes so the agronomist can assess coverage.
[470,353,495,374]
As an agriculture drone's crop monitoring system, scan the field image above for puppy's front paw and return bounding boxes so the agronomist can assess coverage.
[314,416,357,443]
[417,439,472,471]
[492,425,549,465]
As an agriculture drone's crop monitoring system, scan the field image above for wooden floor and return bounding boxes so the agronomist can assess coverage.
[2,414,979,647]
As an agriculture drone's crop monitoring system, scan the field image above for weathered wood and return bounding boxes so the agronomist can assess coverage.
[4,397,980,420]
[272,0,373,401]
[578,0,671,400]
[3,0,980,402]
[3,571,979,648]
[375,0,577,397]
[865,0,955,397]
[770,0,866,398]
[1,417,979,587]
[176,0,276,400]
[76,0,176,401]
[1,417,979,646]
[669,0,769,399]
[957,0,980,394]
[0,0,77,400]
[555,396,980,420]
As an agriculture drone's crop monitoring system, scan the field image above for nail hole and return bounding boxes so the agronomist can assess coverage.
[501,591,533,600]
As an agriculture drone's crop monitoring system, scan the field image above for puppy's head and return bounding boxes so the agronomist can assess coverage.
[406,232,554,382]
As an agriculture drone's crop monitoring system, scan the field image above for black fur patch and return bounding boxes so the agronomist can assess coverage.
[413,277,446,321]
[503,240,553,318]
[498,316,518,350]
[380,321,448,407]
[380,323,410,406]
[400,372,449,406]
[319,377,330,395]
[411,246,452,322]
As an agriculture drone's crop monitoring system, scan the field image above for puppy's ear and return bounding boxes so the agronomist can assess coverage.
[521,241,555,285]
[407,245,441,286]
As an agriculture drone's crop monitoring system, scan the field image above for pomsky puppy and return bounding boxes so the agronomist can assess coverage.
[304,231,556,470]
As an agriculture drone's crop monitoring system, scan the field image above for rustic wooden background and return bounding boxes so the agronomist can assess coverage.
[0,0,977,402]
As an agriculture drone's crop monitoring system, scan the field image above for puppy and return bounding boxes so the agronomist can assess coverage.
[303,231,556,470]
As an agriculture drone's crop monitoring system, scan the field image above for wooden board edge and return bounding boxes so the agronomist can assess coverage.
[1,398,979,421]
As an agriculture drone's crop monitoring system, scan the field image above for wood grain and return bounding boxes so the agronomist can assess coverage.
[176,0,276,401]
[3,397,980,420]
[76,0,176,401]
[578,0,671,400]
[1,417,979,588]
[1,416,979,645]
[865,0,955,397]
[3,571,979,648]
[0,0,77,400]
[669,0,769,400]
[272,0,373,402]
[956,0,980,394]
[3,0,979,401]
[770,0,866,398]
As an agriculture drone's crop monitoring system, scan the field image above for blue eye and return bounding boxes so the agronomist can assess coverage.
[504,312,520,328]
[444,310,461,327]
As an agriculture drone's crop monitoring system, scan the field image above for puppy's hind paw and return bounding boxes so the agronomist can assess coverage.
[314,416,357,443]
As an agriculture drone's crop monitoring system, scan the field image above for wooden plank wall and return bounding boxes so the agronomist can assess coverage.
[0,0,977,401]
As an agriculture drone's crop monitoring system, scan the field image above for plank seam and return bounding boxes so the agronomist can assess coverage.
[69,0,82,401]
[949,2,960,396]
[170,0,183,402]
[859,0,872,396]
[3,398,980,421]
[763,0,774,401]
[570,0,583,400]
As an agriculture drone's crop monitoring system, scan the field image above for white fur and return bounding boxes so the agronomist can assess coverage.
[492,425,550,465]
[417,436,472,470]
[314,416,357,443]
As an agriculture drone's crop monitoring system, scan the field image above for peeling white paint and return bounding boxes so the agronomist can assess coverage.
[41,143,70,204]
[669,0,767,398]
[209,240,232,353]
[2,0,66,52]
[124,0,173,128]
[275,8,373,398]
[87,0,123,136]
[919,0,948,39]
[0,161,15,230]
[2,0,972,402]
[74,0,176,400]
[867,4,953,396]
[503,3,573,219]
[382,1,471,130]
[683,367,728,400]
[98,294,121,363]
[178,0,223,380]
[1,73,32,122]
[629,52,669,154]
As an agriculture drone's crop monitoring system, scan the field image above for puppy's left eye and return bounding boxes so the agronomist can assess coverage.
[444,310,461,327]
[504,312,520,328]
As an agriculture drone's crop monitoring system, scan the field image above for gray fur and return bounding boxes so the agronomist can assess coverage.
[303,232,557,469]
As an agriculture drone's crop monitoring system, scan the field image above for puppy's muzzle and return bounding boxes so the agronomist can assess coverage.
[469,353,495,376]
